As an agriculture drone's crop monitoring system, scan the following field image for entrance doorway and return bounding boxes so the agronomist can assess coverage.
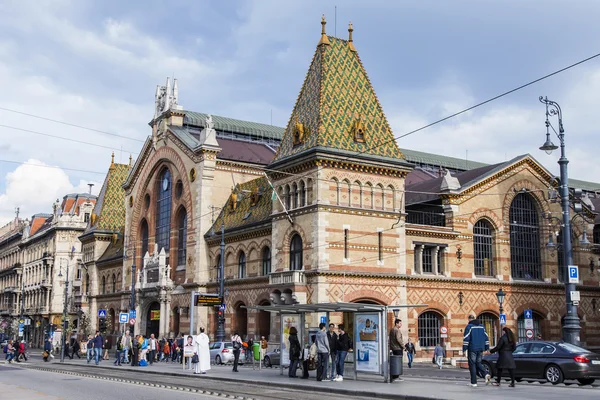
[257,301,271,339]
[146,302,160,337]
[235,302,247,339]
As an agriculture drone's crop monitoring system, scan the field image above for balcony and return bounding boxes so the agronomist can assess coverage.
[269,270,306,285]
[74,294,88,306]
[72,279,82,288]
[406,209,446,227]
[4,286,20,294]
[41,279,52,288]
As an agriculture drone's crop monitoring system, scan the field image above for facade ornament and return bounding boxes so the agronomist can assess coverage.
[440,170,461,192]
[318,14,330,46]
[293,116,305,145]
[230,187,238,212]
[351,114,366,143]
[206,114,214,130]
[154,77,182,119]
[199,114,218,146]
[348,22,356,52]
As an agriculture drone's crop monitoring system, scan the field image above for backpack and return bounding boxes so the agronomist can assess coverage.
[3,345,7,354]
[233,340,242,350]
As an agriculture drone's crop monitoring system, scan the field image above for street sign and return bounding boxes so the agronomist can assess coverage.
[129,310,136,319]
[524,309,534,329]
[194,293,222,306]
[499,314,507,325]
[129,318,136,326]
[524,309,532,319]
[18,323,23,337]
[320,316,327,324]
[18,318,24,324]
[568,265,579,284]
[219,303,226,311]
[440,326,448,338]
[98,309,107,318]
[24,318,31,326]
[571,290,581,306]
[525,329,534,339]
[119,313,129,324]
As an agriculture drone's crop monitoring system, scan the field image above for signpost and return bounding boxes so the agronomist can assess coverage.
[194,293,222,306]
[98,309,107,318]
[129,318,136,326]
[525,329,534,339]
[524,309,534,330]
[499,314,507,326]
[571,291,581,306]
[568,265,579,284]
[119,313,129,324]
[440,326,448,338]
[129,310,136,319]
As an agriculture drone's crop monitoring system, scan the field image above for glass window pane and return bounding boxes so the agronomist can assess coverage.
[155,169,172,254]
[474,220,493,276]
[510,194,541,280]
[418,311,441,347]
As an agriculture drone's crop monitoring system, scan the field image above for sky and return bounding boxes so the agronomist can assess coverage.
[1,0,600,226]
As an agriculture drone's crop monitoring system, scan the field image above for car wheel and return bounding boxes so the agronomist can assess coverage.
[264,356,272,368]
[482,362,493,378]
[544,364,564,384]
[215,355,222,365]
[577,378,595,385]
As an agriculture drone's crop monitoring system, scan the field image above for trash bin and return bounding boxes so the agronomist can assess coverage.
[390,354,403,376]
[253,342,261,361]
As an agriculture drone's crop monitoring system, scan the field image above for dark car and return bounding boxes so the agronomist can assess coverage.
[483,340,600,385]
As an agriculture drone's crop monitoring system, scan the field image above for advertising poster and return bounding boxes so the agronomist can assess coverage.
[280,314,301,366]
[354,313,380,373]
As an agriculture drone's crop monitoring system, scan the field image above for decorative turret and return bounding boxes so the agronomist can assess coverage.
[348,22,356,52]
[318,14,330,46]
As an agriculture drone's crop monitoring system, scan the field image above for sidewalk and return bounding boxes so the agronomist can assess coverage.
[14,353,598,400]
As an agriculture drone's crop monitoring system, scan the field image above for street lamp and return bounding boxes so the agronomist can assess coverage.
[58,259,69,363]
[495,288,505,317]
[539,96,581,345]
[123,234,136,335]
[216,221,226,342]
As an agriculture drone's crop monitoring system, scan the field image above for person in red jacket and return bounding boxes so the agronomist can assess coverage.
[17,341,28,362]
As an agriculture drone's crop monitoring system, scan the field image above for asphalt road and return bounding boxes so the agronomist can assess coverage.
[0,364,219,400]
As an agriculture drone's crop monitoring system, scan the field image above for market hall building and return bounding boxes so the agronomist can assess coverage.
[78,17,600,360]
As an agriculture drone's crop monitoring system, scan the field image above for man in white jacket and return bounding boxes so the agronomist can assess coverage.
[194,327,211,374]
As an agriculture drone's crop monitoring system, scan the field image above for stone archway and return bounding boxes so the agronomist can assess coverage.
[234,302,248,339]
[146,302,161,337]
[257,300,271,340]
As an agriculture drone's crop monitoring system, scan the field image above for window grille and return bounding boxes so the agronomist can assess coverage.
[509,193,541,280]
[517,313,541,342]
[418,311,442,347]
[474,220,494,276]
[422,247,433,273]
[290,234,303,270]
[262,247,271,275]
[155,169,172,254]
[478,313,498,347]
[238,252,246,278]
[177,210,188,267]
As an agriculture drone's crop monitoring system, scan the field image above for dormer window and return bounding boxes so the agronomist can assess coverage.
[352,115,366,143]
[84,213,90,223]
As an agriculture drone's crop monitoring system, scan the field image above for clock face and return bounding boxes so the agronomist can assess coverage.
[162,177,169,191]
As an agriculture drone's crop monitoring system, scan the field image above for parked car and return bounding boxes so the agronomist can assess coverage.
[209,342,245,365]
[263,348,280,367]
[483,341,600,385]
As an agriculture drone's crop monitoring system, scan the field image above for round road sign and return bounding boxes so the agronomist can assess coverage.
[525,329,534,339]
[129,318,136,326]
[440,326,448,334]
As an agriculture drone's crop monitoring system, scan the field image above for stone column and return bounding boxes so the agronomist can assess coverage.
[159,293,166,338]
[415,245,423,274]
[165,292,171,337]
[433,246,440,275]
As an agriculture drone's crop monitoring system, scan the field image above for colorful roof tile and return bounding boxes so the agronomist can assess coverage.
[272,32,404,163]
[87,162,130,233]
[206,177,273,235]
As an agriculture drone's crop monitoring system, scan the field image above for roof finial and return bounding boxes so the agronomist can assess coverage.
[318,14,330,46]
[129,154,133,167]
[111,152,115,166]
[348,22,356,52]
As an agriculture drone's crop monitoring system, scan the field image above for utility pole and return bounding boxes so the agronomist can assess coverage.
[59,259,69,363]
[216,221,226,342]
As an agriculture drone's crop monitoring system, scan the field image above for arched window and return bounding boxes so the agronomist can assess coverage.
[85,273,90,295]
[238,252,246,278]
[474,219,494,276]
[177,208,188,268]
[112,274,116,293]
[354,181,362,208]
[517,311,542,342]
[418,311,442,347]
[292,183,298,209]
[155,168,172,255]
[262,246,271,276]
[387,185,395,210]
[140,219,149,259]
[594,224,600,245]
[509,193,541,280]
[290,234,303,271]
[342,179,351,207]
[306,178,313,205]
[285,185,291,210]
[299,181,306,207]
[478,312,499,347]
[377,184,385,210]
[331,178,340,205]
[101,276,106,295]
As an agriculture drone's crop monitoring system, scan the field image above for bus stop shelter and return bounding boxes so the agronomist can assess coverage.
[247,302,427,383]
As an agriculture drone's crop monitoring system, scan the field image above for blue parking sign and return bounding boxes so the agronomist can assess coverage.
[568,265,579,284]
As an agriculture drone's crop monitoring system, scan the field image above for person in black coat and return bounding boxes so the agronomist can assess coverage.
[288,327,301,378]
[490,326,517,387]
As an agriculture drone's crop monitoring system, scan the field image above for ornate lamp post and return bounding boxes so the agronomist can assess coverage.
[58,259,69,363]
[216,221,226,342]
[123,234,136,334]
[495,288,505,320]
[539,96,581,345]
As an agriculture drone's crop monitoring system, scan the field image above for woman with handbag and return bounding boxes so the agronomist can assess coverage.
[490,327,517,387]
[231,332,242,372]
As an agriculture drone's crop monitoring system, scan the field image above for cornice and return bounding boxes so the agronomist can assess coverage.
[206,226,272,246]
[216,161,266,176]
[123,137,152,191]
[406,225,460,240]
[273,204,402,221]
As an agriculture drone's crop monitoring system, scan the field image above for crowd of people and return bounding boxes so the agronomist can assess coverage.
[3,339,29,363]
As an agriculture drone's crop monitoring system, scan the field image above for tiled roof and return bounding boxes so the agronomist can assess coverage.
[182,111,283,140]
[97,237,124,265]
[272,36,403,163]
[206,177,273,236]
[87,162,130,233]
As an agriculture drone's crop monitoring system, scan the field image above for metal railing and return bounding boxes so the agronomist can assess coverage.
[406,210,446,227]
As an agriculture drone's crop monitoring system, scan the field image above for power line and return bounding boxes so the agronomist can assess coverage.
[0,159,108,175]
[0,124,139,155]
[0,106,145,143]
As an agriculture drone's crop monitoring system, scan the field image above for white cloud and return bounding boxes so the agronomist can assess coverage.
[0,159,101,225]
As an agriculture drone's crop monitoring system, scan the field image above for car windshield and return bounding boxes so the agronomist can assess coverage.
[557,343,589,353]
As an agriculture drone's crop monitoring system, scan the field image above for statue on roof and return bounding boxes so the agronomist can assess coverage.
[293,117,305,145]
[206,114,214,130]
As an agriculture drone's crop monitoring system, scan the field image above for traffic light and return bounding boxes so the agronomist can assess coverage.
[99,318,107,333]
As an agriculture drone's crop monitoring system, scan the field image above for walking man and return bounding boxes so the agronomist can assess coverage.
[93,331,103,365]
[389,318,404,383]
[195,327,211,374]
[463,315,491,387]
[86,335,94,363]
[334,325,352,381]
[122,331,131,364]
[434,342,445,369]
[316,322,330,381]
[148,334,157,365]
[405,338,416,368]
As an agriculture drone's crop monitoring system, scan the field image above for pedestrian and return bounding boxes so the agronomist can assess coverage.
[102,339,110,360]
[139,335,148,362]
[6,340,15,363]
[327,323,338,380]
[260,336,268,361]
[148,334,157,365]
[93,331,103,365]
[316,322,330,381]
[434,342,445,369]
[301,335,317,379]
[490,327,517,387]
[194,327,211,374]
[114,335,123,366]
[463,314,491,387]
[389,318,404,382]
[70,338,81,359]
[288,327,301,378]
[17,340,28,362]
[121,331,131,364]
[162,339,170,362]
[405,338,416,368]
[43,338,52,362]
[131,335,140,366]
[231,331,242,372]
[334,324,352,381]
[246,337,254,363]
[86,335,94,363]
[171,340,179,363]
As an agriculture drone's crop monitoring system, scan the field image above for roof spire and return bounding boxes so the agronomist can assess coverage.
[348,22,356,52]
[318,14,330,46]
[111,152,115,167]
[129,154,133,167]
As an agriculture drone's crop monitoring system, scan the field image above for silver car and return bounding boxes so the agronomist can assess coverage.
[209,342,245,365]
